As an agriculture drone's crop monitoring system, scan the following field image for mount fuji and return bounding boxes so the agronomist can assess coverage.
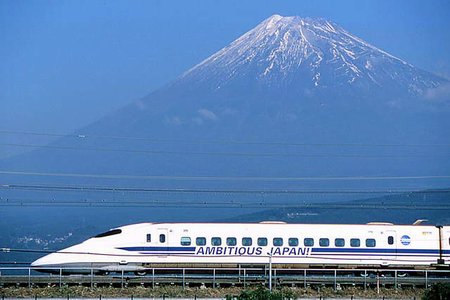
[2,15,450,189]
[179,14,443,98]
[95,14,450,143]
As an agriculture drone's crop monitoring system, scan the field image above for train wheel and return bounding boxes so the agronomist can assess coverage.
[98,271,110,276]
[135,271,147,276]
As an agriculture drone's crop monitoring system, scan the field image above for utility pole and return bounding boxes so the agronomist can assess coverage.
[268,253,273,292]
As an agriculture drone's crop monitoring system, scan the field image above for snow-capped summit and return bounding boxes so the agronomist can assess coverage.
[180,15,443,97]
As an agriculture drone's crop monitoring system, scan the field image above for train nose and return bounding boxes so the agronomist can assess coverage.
[31,252,73,274]
[31,254,50,267]
[31,253,60,270]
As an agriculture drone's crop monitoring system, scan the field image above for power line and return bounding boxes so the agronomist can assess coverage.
[0,262,32,265]
[1,247,53,254]
[1,197,449,210]
[1,183,450,195]
[1,129,449,148]
[2,142,446,158]
[1,170,450,181]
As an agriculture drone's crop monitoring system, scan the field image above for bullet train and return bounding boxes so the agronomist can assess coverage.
[31,221,450,274]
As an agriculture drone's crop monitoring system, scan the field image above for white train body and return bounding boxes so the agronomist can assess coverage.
[32,222,450,272]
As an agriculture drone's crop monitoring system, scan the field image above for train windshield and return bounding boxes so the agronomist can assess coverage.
[93,229,122,238]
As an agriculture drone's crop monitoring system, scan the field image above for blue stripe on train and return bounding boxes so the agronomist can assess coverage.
[118,246,196,252]
[311,248,443,254]
[117,246,449,255]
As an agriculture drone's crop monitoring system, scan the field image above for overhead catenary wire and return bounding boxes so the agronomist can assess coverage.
[1,129,450,148]
[1,170,450,181]
[1,197,449,210]
[1,183,450,194]
[2,142,448,158]
[0,261,32,265]
[1,247,54,254]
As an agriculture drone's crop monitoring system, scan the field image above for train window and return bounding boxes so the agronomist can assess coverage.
[94,229,122,238]
[196,237,206,246]
[146,234,151,243]
[180,237,191,246]
[366,238,376,247]
[227,237,237,246]
[388,236,394,245]
[335,238,345,247]
[289,238,299,246]
[319,238,329,247]
[304,238,314,247]
[273,238,283,246]
[258,237,268,246]
[350,238,360,247]
[211,237,222,246]
[242,237,252,246]
[159,234,166,243]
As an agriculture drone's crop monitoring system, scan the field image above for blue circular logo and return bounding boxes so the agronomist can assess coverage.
[400,235,411,246]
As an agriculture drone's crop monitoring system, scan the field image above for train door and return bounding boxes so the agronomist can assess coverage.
[386,230,397,261]
[444,228,450,265]
[436,226,448,265]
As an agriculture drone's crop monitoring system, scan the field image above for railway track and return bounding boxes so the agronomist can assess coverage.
[1,267,450,290]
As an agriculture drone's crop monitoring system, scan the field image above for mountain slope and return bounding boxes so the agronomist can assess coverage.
[95,14,449,148]
[2,15,450,190]
[222,189,450,225]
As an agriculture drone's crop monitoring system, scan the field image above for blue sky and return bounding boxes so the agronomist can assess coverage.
[1,0,450,133]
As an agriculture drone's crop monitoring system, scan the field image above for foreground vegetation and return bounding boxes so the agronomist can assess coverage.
[422,283,450,300]
[0,285,430,299]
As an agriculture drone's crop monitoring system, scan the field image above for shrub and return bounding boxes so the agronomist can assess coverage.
[422,283,450,300]
[234,286,292,300]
